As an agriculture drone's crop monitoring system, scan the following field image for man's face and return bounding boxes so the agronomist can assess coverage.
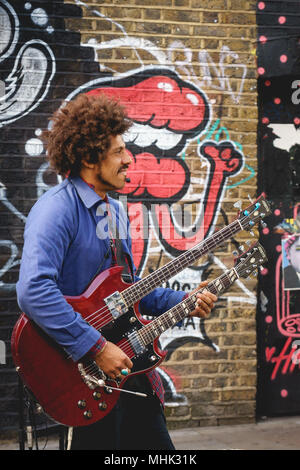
[290,237,300,273]
[94,134,132,193]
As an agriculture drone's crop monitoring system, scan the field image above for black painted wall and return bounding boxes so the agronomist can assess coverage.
[256,0,300,417]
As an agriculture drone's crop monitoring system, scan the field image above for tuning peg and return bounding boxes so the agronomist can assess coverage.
[234,200,243,210]
[246,240,252,246]
[249,230,255,236]
[233,250,239,256]
[260,221,267,229]
[239,245,245,251]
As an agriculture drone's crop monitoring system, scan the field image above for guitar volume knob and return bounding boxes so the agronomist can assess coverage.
[83,410,92,419]
[93,391,101,400]
[77,399,86,409]
[98,401,107,410]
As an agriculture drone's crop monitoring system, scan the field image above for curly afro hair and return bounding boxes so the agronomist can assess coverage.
[42,93,132,176]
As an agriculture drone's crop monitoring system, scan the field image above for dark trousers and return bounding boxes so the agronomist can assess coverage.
[70,375,175,450]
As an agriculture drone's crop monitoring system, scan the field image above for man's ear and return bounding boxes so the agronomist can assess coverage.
[81,159,95,170]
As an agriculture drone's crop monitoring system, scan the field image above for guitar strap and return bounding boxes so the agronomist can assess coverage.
[114,235,134,284]
[94,198,134,284]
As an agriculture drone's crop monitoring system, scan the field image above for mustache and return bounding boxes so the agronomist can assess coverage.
[118,165,130,173]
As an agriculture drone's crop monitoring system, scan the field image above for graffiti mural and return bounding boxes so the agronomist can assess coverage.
[1,0,257,432]
[256,0,300,417]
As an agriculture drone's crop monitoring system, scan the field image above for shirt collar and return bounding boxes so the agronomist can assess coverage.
[69,176,106,208]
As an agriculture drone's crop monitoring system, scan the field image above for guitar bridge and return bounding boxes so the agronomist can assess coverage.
[78,362,106,390]
[104,291,128,320]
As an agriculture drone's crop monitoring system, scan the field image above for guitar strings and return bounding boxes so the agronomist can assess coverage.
[82,259,251,378]
[81,211,253,330]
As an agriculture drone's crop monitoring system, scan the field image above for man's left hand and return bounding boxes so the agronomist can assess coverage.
[188,281,217,319]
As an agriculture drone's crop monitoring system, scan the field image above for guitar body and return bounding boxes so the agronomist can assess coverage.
[11,266,166,427]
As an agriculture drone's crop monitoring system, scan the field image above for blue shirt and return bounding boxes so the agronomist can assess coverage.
[16,176,186,361]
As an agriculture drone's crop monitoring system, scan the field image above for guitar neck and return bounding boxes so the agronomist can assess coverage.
[122,218,242,306]
[137,267,239,346]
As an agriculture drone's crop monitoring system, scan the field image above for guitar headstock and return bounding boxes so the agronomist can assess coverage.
[234,242,268,278]
[237,193,271,232]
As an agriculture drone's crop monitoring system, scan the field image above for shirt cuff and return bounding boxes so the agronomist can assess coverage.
[88,336,107,359]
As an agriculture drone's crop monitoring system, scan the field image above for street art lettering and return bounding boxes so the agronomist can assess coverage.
[75,0,247,105]
[265,337,300,381]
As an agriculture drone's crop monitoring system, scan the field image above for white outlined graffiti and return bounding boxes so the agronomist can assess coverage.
[0,38,56,127]
[0,1,56,127]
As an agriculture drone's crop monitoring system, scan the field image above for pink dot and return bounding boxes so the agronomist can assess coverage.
[278,16,286,24]
[280,55,288,63]
[274,97,281,105]
[265,80,271,87]
[263,227,269,235]
[258,67,265,75]
[265,315,273,323]
[274,209,281,216]
[262,117,269,124]
[259,35,268,44]
[261,267,268,276]
[276,245,282,253]
[258,2,265,9]
[294,117,300,125]
[281,389,288,398]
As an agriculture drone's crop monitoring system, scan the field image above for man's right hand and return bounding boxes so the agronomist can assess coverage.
[94,341,133,380]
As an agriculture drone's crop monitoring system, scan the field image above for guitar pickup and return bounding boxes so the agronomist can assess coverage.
[104,291,128,320]
[127,330,145,356]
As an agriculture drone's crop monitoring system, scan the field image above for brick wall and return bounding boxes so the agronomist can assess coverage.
[0,0,260,436]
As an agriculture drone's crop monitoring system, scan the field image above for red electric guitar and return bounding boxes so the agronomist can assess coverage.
[11,196,270,426]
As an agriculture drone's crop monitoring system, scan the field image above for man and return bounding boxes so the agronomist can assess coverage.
[16,93,217,450]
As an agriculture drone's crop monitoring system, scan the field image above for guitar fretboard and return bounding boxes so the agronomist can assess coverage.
[137,267,239,345]
[122,218,242,306]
